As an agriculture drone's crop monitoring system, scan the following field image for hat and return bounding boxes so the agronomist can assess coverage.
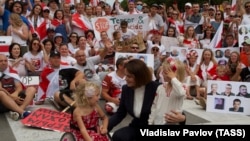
[50,50,60,58]
[242,38,250,45]
[149,29,161,35]
[185,2,192,7]
[159,4,164,8]
[54,33,63,40]
[218,59,227,65]
[47,28,55,33]
[143,3,148,7]
[151,3,159,8]
[209,6,215,11]
[43,6,49,11]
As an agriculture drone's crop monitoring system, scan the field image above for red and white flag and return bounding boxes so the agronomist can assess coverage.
[1,66,25,89]
[89,0,100,7]
[36,64,72,101]
[71,13,92,32]
[231,0,237,11]
[29,19,47,41]
[208,21,224,48]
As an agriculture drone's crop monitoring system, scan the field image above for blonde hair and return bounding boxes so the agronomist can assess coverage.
[73,82,100,107]
[162,58,186,82]
[9,13,23,27]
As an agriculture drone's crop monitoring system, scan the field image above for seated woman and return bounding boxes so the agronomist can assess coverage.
[8,43,28,77]
[226,51,245,81]
[184,50,201,100]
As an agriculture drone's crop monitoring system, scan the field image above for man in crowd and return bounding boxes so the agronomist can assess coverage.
[0,54,35,120]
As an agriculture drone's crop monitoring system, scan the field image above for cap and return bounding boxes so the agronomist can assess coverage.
[143,3,148,7]
[150,44,160,49]
[149,29,161,35]
[159,4,164,8]
[242,38,250,45]
[43,6,49,11]
[151,3,159,8]
[209,6,215,11]
[218,59,227,65]
[47,28,55,33]
[50,50,61,58]
[54,33,63,40]
[185,2,192,7]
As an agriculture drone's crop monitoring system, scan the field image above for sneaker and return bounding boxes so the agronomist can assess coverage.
[21,111,31,119]
[9,111,20,121]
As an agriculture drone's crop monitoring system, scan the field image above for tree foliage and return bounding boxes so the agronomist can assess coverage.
[120,0,229,12]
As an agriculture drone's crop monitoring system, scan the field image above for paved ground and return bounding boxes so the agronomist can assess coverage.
[1,98,250,141]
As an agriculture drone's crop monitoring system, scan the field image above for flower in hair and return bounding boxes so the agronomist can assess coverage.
[166,57,177,72]
[85,86,95,97]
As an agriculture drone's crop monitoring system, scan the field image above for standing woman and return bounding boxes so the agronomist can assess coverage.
[51,9,70,43]
[199,26,214,49]
[7,13,29,56]
[197,48,217,98]
[8,43,28,77]
[27,4,49,41]
[182,26,200,49]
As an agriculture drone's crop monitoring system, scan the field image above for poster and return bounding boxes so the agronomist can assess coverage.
[21,108,71,132]
[206,80,250,115]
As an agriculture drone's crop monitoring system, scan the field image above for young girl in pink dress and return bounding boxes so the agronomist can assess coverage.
[71,82,109,141]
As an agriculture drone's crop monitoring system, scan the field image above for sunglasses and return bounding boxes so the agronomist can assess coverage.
[33,42,39,45]
[152,48,159,51]
[131,46,139,49]
[43,10,50,13]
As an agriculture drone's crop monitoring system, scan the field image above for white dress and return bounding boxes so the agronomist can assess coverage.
[148,78,186,125]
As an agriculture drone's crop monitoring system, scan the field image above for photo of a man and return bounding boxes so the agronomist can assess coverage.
[229,99,244,112]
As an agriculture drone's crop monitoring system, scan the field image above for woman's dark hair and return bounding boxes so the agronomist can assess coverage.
[9,1,23,13]
[166,27,176,37]
[42,39,56,51]
[85,30,95,39]
[124,59,152,88]
[29,38,41,52]
[9,43,22,59]
[53,10,64,19]
[68,32,79,43]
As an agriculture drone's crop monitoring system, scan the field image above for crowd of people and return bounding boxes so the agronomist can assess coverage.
[1,0,250,140]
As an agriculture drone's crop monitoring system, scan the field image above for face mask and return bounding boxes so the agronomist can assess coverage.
[136,5,142,11]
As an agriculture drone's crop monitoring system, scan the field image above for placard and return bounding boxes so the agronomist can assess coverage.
[21,76,39,86]
[0,36,12,57]
[206,80,250,115]
[21,108,71,132]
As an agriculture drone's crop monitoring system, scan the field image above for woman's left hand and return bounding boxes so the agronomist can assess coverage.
[165,110,186,124]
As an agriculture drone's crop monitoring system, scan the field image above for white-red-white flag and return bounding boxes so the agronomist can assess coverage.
[231,0,237,11]
[36,63,73,101]
[208,21,224,48]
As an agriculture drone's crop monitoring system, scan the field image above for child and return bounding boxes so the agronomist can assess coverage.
[212,65,230,81]
[148,58,186,125]
[71,82,109,141]
[184,50,201,99]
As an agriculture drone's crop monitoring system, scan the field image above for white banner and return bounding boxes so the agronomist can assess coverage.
[91,14,148,40]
